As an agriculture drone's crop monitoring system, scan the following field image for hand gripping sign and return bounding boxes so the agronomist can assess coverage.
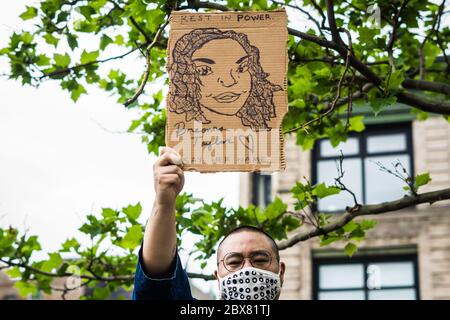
[165,9,288,172]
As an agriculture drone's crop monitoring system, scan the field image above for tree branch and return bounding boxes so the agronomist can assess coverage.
[0,258,132,282]
[283,37,352,134]
[182,1,338,50]
[124,20,169,107]
[387,0,410,71]
[402,79,450,96]
[40,47,139,79]
[186,272,216,281]
[419,0,446,79]
[129,17,151,44]
[309,0,327,29]
[277,187,450,250]
[0,258,216,282]
[325,0,344,46]
[396,91,450,115]
[324,0,384,90]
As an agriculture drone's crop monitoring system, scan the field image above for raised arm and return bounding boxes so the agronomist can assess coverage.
[141,147,184,278]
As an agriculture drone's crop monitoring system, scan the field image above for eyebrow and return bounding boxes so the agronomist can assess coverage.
[192,58,215,64]
[236,55,249,64]
[225,249,271,258]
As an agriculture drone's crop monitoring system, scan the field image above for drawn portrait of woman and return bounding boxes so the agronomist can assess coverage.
[168,28,283,130]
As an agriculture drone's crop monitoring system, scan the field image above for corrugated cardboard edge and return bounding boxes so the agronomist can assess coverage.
[165,8,289,172]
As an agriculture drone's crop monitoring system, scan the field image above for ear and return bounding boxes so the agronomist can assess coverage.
[279,261,286,287]
[214,269,218,280]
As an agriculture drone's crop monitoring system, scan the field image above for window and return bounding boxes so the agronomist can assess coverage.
[312,123,413,212]
[252,172,272,208]
[313,255,419,300]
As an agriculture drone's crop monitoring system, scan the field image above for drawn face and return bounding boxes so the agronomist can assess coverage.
[192,38,251,116]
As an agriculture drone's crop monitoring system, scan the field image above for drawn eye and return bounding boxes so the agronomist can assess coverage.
[196,65,213,76]
[237,59,249,73]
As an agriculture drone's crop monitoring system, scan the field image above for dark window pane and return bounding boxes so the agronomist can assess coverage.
[252,173,271,208]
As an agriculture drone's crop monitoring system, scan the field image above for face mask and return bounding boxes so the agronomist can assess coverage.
[219,266,281,300]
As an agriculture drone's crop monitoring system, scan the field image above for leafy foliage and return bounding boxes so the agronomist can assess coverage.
[0,0,447,299]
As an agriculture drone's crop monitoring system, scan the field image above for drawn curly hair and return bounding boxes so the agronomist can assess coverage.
[168,28,282,130]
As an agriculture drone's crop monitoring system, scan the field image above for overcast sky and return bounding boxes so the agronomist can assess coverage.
[0,0,248,295]
[0,0,328,298]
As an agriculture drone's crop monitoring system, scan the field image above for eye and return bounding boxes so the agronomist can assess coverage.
[253,259,270,265]
[237,59,249,73]
[196,65,213,76]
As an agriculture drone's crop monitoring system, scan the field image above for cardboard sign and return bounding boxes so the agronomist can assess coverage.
[165,9,288,172]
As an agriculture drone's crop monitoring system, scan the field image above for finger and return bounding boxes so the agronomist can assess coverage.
[157,151,183,167]
[159,146,182,159]
[157,165,184,177]
[158,174,181,186]
[159,146,172,156]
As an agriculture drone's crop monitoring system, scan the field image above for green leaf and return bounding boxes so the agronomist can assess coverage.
[415,172,431,189]
[67,34,78,50]
[320,233,342,246]
[115,35,124,45]
[119,225,143,250]
[386,70,405,91]
[344,242,358,257]
[36,55,51,66]
[91,0,108,11]
[100,34,113,51]
[77,6,96,20]
[263,197,287,220]
[0,47,10,55]
[411,107,429,121]
[70,84,87,102]
[359,219,377,231]
[15,281,38,297]
[43,33,59,47]
[369,96,397,116]
[20,6,38,20]
[41,252,63,272]
[80,50,99,64]
[60,238,80,252]
[348,228,365,241]
[343,220,358,233]
[101,208,118,219]
[313,183,341,199]
[288,98,305,109]
[349,116,365,132]
[422,42,440,68]
[358,26,379,45]
[123,203,142,221]
[92,286,111,300]
[54,53,71,68]
[6,267,21,278]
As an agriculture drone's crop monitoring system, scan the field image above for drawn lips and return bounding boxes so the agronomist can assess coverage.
[213,92,241,103]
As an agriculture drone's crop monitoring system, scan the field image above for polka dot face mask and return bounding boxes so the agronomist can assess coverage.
[219,266,281,300]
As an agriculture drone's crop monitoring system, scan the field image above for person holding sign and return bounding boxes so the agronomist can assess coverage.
[132,147,286,300]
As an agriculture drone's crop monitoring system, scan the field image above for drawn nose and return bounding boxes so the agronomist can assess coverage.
[218,69,237,87]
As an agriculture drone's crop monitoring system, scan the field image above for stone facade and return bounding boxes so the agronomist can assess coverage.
[240,117,450,300]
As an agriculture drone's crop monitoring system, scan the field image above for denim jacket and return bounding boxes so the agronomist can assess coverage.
[132,246,195,300]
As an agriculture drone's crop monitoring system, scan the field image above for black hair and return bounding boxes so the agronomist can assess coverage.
[168,28,283,130]
[217,225,280,262]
